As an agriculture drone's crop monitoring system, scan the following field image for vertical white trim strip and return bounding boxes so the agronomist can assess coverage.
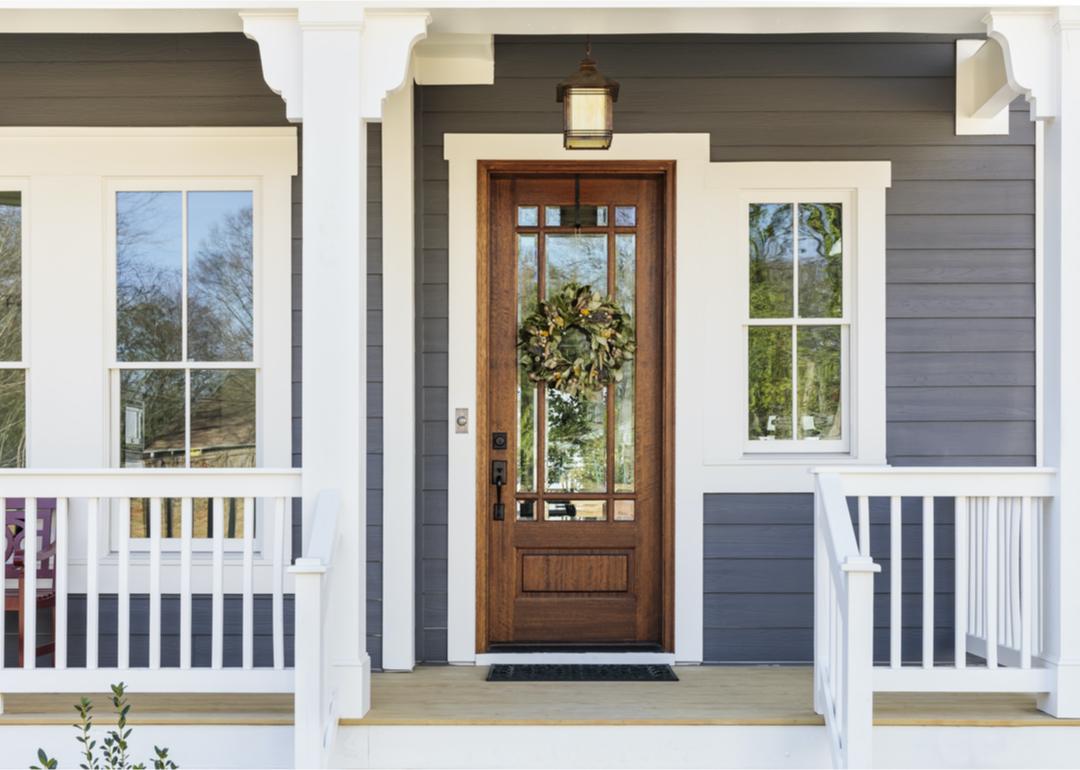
[272,495,285,669]
[54,498,68,670]
[117,497,129,669]
[889,495,902,668]
[986,495,999,669]
[22,498,37,669]
[85,498,99,670]
[380,72,417,672]
[242,496,255,669]
[212,496,225,669]
[149,497,162,669]
[180,497,193,669]
[921,496,934,669]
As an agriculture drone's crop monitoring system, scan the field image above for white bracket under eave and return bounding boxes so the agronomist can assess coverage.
[956,39,1016,136]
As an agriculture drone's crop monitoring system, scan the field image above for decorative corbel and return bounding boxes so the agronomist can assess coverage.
[360,11,432,120]
[985,9,1059,122]
[241,10,303,123]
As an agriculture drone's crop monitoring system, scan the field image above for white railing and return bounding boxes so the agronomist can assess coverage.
[813,467,1057,768]
[291,489,339,769]
[813,472,879,768]
[0,468,301,696]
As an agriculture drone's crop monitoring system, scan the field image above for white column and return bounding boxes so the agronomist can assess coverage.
[380,79,417,671]
[298,5,370,717]
[1037,9,1080,718]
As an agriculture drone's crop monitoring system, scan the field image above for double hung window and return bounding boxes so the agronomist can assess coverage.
[113,186,257,538]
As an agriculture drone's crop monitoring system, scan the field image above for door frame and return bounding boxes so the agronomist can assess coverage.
[475,160,677,654]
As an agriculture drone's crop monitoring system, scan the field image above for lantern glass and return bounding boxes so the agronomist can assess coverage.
[563,87,613,149]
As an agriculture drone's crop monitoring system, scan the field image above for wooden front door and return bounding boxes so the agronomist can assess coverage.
[480,164,673,649]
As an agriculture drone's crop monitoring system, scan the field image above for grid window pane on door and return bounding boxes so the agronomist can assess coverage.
[115,189,255,538]
[513,196,639,525]
[0,191,25,467]
[747,201,846,449]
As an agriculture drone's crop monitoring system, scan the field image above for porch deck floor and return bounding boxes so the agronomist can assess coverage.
[0,693,293,726]
[350,665,1080,728]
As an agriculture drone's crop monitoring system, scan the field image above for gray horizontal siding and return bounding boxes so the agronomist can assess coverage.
[0,34,384,669]
[417,34,1036,663]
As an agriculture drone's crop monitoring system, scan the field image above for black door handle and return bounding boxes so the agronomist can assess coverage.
[492,460,507,520]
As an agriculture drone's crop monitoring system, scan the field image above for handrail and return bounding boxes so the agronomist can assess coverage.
[0,468,302,498]
[813,466,1058,768]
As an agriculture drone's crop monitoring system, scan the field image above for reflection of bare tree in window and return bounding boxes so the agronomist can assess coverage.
[188,206,253,361]
[0,197,25,466]
[116,192,182,362]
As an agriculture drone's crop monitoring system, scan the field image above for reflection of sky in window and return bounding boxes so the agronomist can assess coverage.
[117,192,182,274]
[187,191,251,257]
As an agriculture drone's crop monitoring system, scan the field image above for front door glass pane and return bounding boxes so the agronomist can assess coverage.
[517,234,539,492]
[614,233,636,492]
[545,234,608,295]
[546,387,607,493]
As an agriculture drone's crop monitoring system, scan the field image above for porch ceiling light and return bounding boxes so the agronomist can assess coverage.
[556,39,619,150]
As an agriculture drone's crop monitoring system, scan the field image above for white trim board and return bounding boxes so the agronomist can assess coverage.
[444,133,892,666]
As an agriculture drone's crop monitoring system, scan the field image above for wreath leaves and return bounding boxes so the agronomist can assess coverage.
[518,282,636,399]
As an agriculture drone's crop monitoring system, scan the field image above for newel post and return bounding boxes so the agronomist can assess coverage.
[290,558,327,769]
[842,560,876,768]
[988,6,1080,717]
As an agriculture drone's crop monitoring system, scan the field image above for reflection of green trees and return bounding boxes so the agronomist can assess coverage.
[749,204,793,318]
[545,387,606,493]
[748,327,792,440]
[798,204,842,318]
[0,199,25,467]
[798,327,841,439]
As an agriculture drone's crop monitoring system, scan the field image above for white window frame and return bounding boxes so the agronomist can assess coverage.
[0,177,29,466]
[702,162,889,479]
[105,177,284,554]
[741,190,853,455]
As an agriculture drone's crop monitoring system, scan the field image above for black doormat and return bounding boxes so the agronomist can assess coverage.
[486,664,678,682]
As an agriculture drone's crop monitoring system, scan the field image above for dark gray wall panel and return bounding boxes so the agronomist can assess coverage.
[0,34,384,670]
[416,34,1036,663]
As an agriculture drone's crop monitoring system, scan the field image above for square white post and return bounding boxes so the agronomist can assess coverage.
[298,5,370,718]
[1037,10,1080,717]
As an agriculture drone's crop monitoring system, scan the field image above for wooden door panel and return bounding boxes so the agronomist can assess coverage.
[481,165,671,649]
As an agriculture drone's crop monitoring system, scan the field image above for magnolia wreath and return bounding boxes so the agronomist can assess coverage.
[517,282,636,399]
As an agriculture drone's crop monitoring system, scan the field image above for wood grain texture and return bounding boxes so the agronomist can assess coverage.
[522,554,630,593]
[342,665,1080,728]
[0,693,292,726]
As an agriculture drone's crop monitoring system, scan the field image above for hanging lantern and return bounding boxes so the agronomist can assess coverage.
[556,39,619,150]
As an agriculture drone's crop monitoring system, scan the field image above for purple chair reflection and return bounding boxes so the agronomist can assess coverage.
[4,498,57,666]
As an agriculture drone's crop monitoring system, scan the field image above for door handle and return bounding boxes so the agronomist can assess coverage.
[492,460,507,521]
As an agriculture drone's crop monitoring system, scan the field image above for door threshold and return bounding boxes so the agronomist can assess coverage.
[475,651,677,666]
[487,643,664,653]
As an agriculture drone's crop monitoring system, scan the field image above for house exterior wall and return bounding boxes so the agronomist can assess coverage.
[415,34,1037,663]
[0,33,385,670]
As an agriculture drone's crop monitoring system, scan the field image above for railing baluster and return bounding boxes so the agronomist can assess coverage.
[1009,498,1022,649]
[954,496,968,669]
[272,496,285,669]
[1020,496,1033,668]
[212,497,225,669]
[22,497,37,669]
[180,498,193,669]
[242,497,255,670]
[85,498,99,670]
[149,497,162,669]
[54,498,68,670]
[890,496,902,668]
[117,498,130,669]
[922,496,934,668]
[857,496,870,557]
[986,496,999,669]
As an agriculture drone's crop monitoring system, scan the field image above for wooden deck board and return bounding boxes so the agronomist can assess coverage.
[0,693,293,726]
[348,665,1080,728]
